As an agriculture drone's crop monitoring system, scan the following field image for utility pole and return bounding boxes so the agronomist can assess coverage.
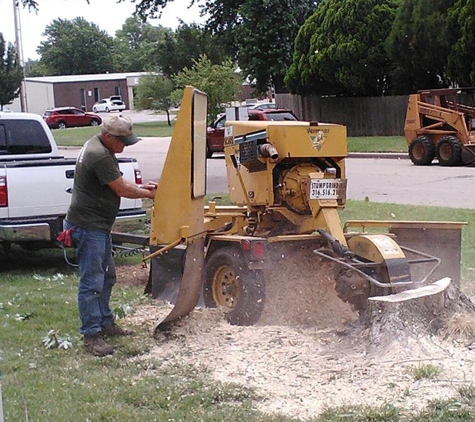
[0,380,4,422]
[12,0,27,112]
[0,351,3,422]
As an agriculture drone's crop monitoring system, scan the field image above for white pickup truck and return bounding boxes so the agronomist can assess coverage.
[0,112,146,252]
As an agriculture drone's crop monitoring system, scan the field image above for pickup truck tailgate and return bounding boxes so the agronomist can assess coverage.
[3,158,142,219]
[2,159,75,218]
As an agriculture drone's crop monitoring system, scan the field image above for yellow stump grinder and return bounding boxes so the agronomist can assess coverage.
[146,87,461,334]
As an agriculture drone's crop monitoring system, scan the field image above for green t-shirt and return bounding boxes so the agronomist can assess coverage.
[66,135,122,233]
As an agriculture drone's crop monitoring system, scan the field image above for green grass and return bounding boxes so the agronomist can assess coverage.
[0,270,284,421]
[312,396,475,421]
[347,135,407,152]
[411,364,443,381]
[52,121,176,147]
[1,200,475,421]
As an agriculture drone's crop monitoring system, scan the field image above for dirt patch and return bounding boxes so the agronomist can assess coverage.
[116,263,149,287]
[127,285,475,421]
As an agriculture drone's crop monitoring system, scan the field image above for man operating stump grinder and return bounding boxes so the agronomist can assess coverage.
[64,115,157,357]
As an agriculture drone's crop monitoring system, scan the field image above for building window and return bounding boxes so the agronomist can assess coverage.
[94,88,100,102]
[114,86,121,96]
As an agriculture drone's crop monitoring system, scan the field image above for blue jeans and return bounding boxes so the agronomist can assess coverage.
[65,221,117,337]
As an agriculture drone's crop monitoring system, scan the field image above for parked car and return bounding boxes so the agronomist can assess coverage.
[206,108,298,158]
[43,107,102,129]
[93,98,126,113]
[245,102,277,110]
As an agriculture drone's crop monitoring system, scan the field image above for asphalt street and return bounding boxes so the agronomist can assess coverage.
[60,135,475,209]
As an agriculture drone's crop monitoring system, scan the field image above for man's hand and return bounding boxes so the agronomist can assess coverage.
[108,178,158,199]
[140,181,158,199]
[141,181,158,190]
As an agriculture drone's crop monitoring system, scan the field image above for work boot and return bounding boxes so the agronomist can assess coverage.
[102,323,135,337]
[83,332,114,357]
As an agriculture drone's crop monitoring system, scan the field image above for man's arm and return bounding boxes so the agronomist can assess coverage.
[108,177,157,199]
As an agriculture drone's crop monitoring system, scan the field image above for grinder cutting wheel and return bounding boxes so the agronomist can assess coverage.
[146,86,456,333]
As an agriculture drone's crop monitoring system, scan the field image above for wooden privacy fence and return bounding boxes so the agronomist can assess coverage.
[276,93,409,137]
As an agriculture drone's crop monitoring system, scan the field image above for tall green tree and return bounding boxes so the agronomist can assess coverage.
[0,34,23,109]
[286,0,399,96]
[156,23,229,78]
[236,0,316,94]
[172,55,241,122]
[447,0,475,86]
[387,0,457,93]
[22,0,313,94]
[135,74,175,124]
[122,0,314,46]
[37,17,114,75]
[113,17,172,72]
[116,0,317,94]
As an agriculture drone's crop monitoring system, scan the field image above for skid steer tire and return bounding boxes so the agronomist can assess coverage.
[408,135,435,165]
[436,136,462,166]
[203,247,265,326]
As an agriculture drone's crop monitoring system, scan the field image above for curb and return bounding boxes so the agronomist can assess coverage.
[348,152,409,159]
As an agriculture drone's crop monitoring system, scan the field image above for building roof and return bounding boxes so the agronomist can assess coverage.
[25,72,148,84]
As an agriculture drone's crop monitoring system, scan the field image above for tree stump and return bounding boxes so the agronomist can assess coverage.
[362,282,475,350]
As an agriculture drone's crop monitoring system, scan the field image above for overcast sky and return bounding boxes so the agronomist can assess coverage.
[0,0,204,61]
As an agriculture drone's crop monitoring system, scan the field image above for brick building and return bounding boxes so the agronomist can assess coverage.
[13,72,147,115]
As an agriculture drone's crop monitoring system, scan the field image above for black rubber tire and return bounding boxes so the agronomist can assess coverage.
[93,107,98,113]
[436,136,462,166]
[105,107,110,113]
[408,135,435,165]
[57,121,67,129]
[90,119,100,126]
[203,247,265,325]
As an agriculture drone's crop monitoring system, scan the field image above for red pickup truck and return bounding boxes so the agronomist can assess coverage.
[206,108,298,158]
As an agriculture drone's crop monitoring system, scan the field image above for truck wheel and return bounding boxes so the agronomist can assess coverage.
[203,247,265,325]
[206,145,213,159]
[58,121,67,129]
[436,136,462,166]
[408,136,435,165]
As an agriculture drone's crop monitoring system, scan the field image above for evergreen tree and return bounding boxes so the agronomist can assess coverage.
[286,0,399,96]
[447,0,475,86]
[387,0,457,93]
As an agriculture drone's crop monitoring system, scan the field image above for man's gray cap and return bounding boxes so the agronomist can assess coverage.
[103,114,138,146]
